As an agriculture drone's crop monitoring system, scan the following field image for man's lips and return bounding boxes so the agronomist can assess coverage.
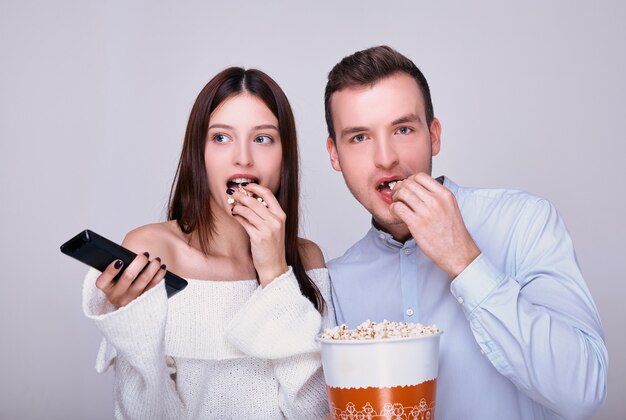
[376,188,394,205]
[375,176,406,205]
[376,176,406,191]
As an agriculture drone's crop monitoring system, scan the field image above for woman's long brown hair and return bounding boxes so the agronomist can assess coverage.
[168,67,324,312]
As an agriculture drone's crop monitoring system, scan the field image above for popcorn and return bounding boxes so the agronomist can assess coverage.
[388,180,403,190]
[320,320,439,340]
[226,187,268,207]
[238,186,268,207]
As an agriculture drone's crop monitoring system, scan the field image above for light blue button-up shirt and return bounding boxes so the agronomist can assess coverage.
[327,177,607,420]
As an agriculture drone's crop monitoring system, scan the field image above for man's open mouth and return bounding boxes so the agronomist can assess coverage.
[376,178,404,192]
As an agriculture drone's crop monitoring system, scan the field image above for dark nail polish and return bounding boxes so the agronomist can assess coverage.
[241,182,249,187]
[156,257,161,262]
[160,264,167,270]
[143,251,150,258]
[114,259,123,269]
[226,188,234,195]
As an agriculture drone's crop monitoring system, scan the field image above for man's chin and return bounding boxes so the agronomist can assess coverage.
[372,213,405,229]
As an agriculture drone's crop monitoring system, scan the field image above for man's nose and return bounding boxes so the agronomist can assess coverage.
[234,141,253,167]
[373,136,399,170]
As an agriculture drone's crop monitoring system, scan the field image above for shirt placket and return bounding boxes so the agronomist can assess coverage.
[399,242,419,322]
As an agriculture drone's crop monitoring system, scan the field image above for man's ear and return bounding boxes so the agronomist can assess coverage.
[430,117,442,156]
[326,137,342,171]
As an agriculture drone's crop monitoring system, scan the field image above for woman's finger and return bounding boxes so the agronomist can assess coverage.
[237,183,280,213]
[111,252,150,294]
[95,259,125,292]
[145,263,167,291]
[128,257,164,295]
[230,189,272,222]
[231,200,264,231]
[232,184,287,228]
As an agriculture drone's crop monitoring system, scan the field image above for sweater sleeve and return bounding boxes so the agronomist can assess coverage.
[225,267,335,420]
[82,268,186,419]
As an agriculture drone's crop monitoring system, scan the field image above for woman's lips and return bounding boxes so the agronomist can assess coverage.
[226,176,258,189]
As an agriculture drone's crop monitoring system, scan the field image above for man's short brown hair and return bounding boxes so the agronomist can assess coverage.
[324,45,434,141]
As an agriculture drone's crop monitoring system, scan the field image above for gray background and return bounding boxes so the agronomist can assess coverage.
[1,0,624,418]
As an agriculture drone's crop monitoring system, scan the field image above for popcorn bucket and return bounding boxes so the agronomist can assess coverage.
[317,328,442,420]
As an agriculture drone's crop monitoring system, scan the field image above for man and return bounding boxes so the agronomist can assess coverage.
[324,45,607,419]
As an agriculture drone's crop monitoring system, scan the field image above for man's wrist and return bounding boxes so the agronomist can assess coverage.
[447,243,481,280]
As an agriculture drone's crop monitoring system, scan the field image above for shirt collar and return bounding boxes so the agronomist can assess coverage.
[368,222,416,250]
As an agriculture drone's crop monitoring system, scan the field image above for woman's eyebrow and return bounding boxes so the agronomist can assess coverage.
[252,124,279,131]
[208,123,234,130]
[207,123,278,131]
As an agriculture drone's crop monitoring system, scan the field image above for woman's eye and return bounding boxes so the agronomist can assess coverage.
[352,134,366,143]
[396,127,413,135]
[213,134,230,143]
[254,135,272,144]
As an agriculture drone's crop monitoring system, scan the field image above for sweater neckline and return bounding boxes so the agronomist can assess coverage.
[182,267,328,283]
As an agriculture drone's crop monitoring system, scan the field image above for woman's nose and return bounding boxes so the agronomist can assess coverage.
[234,141,253,167]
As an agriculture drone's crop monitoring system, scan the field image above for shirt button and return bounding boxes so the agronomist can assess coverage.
[403,248,413,255]
[379,233,385,240]
[457,296,464,304]
[406,308,414,316]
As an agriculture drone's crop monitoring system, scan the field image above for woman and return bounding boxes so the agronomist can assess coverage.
[82,67,334,419]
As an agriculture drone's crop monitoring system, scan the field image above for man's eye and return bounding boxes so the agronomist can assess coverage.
[213,134,230,143]
[352,134,366,143]
[254,135,272,144]
[396,127,413,135]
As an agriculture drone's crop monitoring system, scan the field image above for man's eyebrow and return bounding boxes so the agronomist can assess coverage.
[391,113,422,126]
[340,126,369,138]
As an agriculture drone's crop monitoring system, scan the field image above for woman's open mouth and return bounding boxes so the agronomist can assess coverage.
[226,177,258,189]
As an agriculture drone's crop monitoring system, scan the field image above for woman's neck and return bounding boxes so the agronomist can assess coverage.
[191,201,253,261]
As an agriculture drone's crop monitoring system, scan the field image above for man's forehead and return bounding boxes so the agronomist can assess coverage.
[332,72,422,99]
[330,74,426,126]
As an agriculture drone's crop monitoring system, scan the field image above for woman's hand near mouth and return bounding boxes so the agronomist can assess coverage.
[228,183,288,287]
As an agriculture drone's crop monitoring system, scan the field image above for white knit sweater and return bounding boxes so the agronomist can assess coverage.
[82,267,335,420]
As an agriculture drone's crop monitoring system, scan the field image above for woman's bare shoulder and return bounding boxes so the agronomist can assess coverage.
[297,238,326,271]
[122,221,184,256]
